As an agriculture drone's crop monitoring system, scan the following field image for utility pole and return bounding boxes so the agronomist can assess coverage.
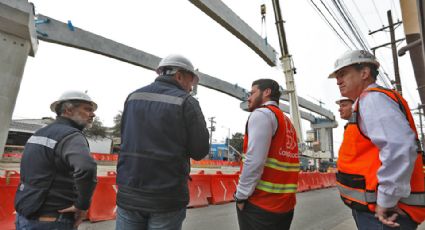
[369,10,404,94]
[208,117,216,158]
[271,0,304,144]
[388,10,402,95]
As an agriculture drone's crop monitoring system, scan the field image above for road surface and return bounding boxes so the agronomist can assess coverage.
[79,188,425,230]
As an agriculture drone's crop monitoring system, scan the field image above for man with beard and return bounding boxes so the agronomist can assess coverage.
[15,91,98,230]
[234,79,299,230]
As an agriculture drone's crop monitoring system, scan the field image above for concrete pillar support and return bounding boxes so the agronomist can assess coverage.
[0,0,37,156]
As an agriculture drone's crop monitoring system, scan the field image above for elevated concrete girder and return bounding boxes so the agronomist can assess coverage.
[188,0,277,66]
[35,15,334,121]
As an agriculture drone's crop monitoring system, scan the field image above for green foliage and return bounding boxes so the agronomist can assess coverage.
[111,111,122,137]
[229,132,244,153]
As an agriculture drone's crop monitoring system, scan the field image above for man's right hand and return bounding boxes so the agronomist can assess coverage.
[59,205,88,228]
[374,205,405,228]
[237,202,245,211]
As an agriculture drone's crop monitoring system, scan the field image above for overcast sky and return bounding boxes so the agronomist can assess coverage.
[14,0,419,154]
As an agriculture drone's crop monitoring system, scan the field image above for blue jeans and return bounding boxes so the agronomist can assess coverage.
[352,209,418,230]
[15,212,75,230]
[116,206,186,230]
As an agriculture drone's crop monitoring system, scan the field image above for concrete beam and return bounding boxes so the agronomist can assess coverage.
[36,14,161,71]
[188,0,277,66]
[310,119,338,129]
[285,95,334,120]
[35,14,334,121]
[0,0,37,56]
[239,101,316,122]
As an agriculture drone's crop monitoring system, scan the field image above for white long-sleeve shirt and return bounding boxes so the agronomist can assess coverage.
[235,101,278,200]
[357,83,418,208]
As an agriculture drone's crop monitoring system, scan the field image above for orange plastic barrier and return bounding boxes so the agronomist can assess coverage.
[88,172,117,222]
[297,172,310,192]
[327,173,336,187]
[0,171,20,230]
[309,172,324,190]
[191,159,241,167]
[210,172,239,204]
[2,153,22,159]
[90,153,118,161]
[187,171,212,208]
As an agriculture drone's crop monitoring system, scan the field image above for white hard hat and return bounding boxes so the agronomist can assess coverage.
[50,90,97,113]
[335,97,354,105]
[329,50,380,78]
[156,54,199,81]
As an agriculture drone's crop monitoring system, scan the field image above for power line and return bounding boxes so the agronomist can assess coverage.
[371,0,384,26]
[332,0,391,87]
[350,0,370,32]
[391,0,400,20]
[350,0,380,51]
[319,0,357,48]
[338,0,370,49]
[331,0,360,49]
[332,0,368,50]
[308,0,351,48]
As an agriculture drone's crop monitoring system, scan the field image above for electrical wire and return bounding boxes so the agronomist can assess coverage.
[331,0,391,87]
[371,0,385,26]
[332,0,366,50]
[308,0,396,88]
[308,0,351,49]
[319,0,357,48]
[350,0,380,50]
[338,0,370,49]
[350,0,370,32]
[391,0,400,20]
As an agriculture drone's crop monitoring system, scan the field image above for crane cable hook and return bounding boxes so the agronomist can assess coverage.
[260,3,267,45]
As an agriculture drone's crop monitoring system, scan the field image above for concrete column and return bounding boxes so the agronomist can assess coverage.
[0,32,30,155]
[0,0,37,156]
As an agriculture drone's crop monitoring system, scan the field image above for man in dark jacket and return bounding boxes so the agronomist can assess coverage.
[15,91,98,230]
[117,54,210,230]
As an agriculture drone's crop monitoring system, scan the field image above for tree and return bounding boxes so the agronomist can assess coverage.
[84,117,107,138]
[229,132,244,153]
[111,111,122,137]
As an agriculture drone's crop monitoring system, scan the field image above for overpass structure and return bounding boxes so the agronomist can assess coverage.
[0,0,337,159]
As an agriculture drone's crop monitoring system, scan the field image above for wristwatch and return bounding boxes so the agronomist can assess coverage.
[233,193,247,204]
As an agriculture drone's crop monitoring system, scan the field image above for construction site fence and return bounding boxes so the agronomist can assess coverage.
[0,170,336,229]
[2,153,244,167]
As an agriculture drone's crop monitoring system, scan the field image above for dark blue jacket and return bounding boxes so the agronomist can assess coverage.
[15,117,97,217]
[117,75,209,212]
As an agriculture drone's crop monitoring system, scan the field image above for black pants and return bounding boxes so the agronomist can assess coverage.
[236,201,294,230]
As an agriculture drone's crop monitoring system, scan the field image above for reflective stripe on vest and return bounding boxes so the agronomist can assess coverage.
[337,183,425,206]
[128,92,184,105]
[26,136,57,149]
[256,180,297,193]
[336,183,377,204]
[264,157,300,172]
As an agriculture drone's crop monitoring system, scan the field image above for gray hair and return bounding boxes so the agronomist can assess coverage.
[56,100,82,116]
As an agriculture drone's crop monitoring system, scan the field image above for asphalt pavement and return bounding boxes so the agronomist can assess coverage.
[81,188,425,230]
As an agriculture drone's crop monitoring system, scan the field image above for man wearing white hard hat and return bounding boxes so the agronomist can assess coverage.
[117,54,209,230]
[329,50,425,229]
[335,97,353,121]
[15,91,98,230]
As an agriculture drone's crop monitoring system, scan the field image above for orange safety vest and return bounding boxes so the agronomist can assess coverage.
[337,87,425,223]
[242,104,300,213]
